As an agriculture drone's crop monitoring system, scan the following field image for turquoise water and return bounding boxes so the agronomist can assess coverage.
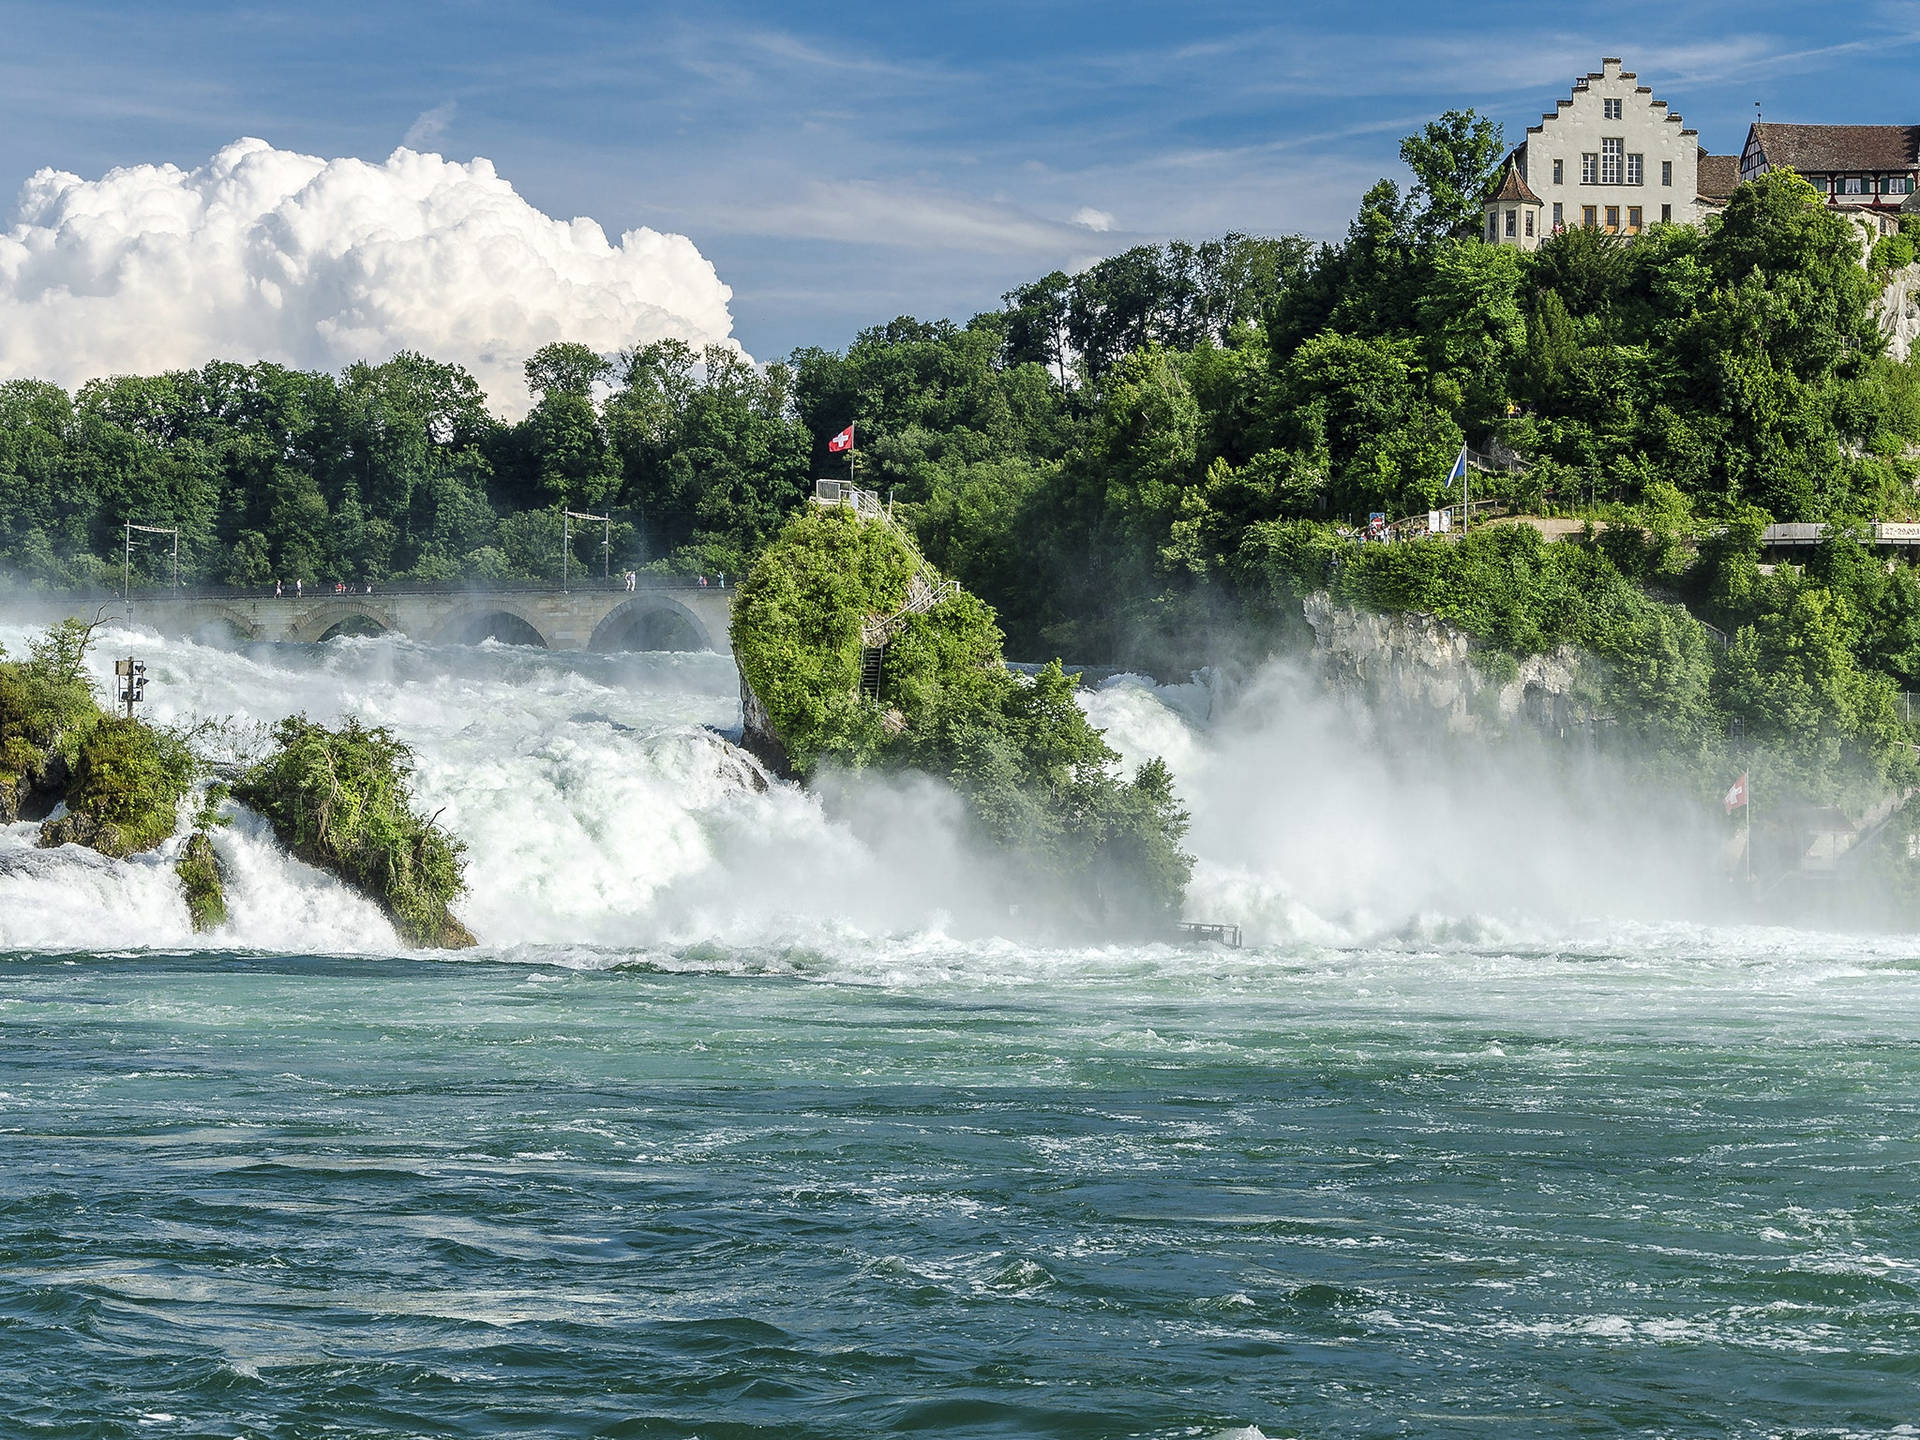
[6,938,1919,1438]
[2,627,1917,1435]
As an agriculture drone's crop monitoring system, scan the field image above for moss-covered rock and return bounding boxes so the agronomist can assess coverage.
[234,715,476,948]
[732,505,1192,930]
[176,829,228,932]
[37,716,194,858]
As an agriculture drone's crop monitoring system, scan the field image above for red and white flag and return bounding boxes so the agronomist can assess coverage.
[827,424,854,453]
[1724,772,1748,813]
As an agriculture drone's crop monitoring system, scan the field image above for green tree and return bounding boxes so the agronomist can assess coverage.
[1400,109,1507,244]
[524,341,611,402]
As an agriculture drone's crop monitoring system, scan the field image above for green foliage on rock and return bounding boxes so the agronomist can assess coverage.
[0,619,100,822]
[176,829,228,932]
[235,716,475,948]
[39,716,196,857]
[732,506,1192,929]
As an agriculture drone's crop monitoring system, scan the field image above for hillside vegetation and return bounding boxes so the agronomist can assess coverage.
[6,109,1920,819]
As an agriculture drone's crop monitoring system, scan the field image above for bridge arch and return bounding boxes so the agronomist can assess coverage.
[588,595,714,653]
[188,605,261,647]
[289,601,399,644]
[432,599,553,649]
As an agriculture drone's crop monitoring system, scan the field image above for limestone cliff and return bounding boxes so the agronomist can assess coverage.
[1301,591,1584,734]
[1877,261,1920,363]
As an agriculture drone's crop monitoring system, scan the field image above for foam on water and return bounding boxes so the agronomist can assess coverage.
[0,615,1910,978]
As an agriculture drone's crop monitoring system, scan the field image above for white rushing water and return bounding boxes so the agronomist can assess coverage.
[0,616,1888,969]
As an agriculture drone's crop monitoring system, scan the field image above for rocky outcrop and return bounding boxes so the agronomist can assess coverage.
[737,665,792,779]
[1878,262,1920,363]
[1301,591,1583,734]
[1,749,68,825]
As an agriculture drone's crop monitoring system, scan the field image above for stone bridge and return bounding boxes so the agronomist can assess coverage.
[10,583,737,653]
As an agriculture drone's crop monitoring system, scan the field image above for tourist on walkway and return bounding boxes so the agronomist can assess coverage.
[275,578,282,597]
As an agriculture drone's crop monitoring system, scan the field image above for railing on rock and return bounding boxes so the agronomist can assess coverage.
[816,479,959,698]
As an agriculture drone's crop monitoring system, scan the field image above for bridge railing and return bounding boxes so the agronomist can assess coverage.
[2,576,733,604]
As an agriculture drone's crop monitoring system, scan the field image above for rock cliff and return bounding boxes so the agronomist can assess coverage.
[1301,591,1584,734]
[737,666,792,779]
[1878,262,1920,363]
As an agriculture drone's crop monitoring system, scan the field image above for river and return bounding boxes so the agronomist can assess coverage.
[2,622,1916,1437]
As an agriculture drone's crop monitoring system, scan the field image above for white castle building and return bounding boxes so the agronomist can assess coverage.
[1482,58,1739,250]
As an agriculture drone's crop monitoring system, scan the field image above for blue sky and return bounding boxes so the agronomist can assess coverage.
[5,0,1920,360]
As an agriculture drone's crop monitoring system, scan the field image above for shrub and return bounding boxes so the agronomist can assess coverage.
[176,830,228,932]
[0,620,100,821]
[235,716,475,948]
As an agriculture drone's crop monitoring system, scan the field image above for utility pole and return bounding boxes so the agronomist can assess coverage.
[124,521,181,600]
[561,509,611,591]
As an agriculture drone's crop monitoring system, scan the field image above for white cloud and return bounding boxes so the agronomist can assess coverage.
[401,100,457,151]
[0,138,739,415]
[1071,206,1114,232]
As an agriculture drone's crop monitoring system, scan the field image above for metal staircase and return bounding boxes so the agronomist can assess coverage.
[859,646,885,700]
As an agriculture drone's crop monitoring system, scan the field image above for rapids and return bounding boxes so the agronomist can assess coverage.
[3,620,1918,1436]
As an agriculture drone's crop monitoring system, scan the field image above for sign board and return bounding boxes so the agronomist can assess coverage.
[1875,523,1920,543]
[1367,512,1387,540]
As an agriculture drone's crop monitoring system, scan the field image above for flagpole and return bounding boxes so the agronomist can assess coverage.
[849,423,855,490]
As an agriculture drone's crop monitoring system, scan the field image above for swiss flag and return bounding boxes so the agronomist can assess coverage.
[827,424,854,453]
[1724,772,1748,813]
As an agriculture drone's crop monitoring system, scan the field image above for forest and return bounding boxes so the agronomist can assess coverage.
[5,110,1920,806]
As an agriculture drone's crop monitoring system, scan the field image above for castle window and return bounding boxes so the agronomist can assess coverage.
[1662,160,1673,186]
[1506,209,1517,237]
[1627,153,1643,185]
[1487,213,1498,242]
[1661,203,1671,223]
[1582,152,1598,184]
[1583,205,1597,227]
[1844,176,1866,195]
[1628,206,1642,232]
[1553,158,1564,184]
[1525,210,1535,237]
[1603,97,1623,120]
[1601,138,1624,185]
[1553,201,1564,228]
[1605,205,1620,231]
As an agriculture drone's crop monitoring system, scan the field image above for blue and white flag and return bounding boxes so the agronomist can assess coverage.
[1445,445,1468,488]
